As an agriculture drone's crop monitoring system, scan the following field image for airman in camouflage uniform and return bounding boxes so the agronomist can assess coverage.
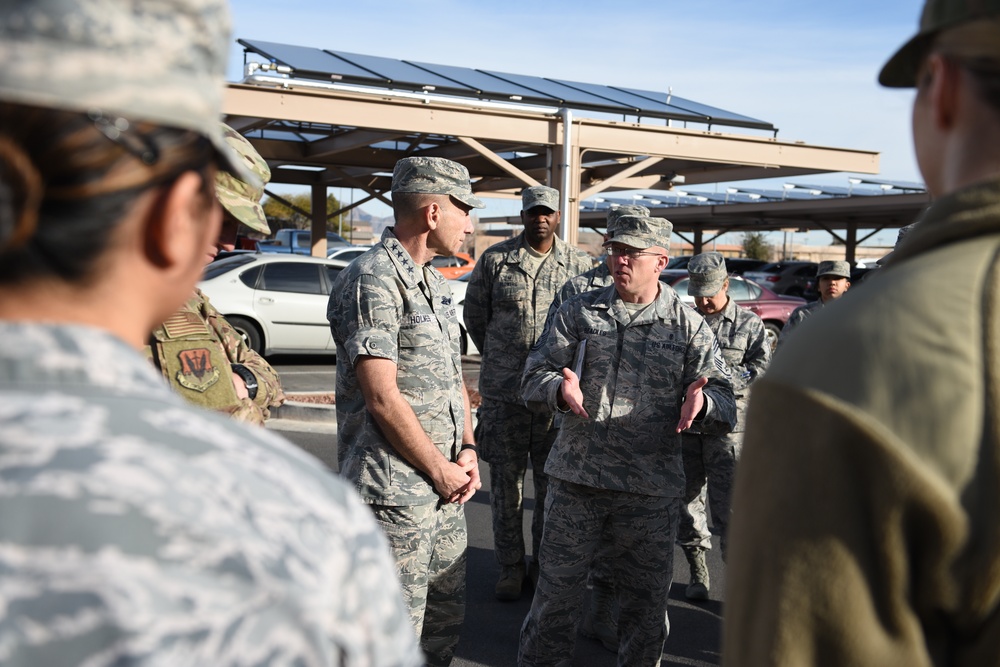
[463,185,594,600]
[543,204,649,648]
[547,205,650,317]
[518,215,736,667]
[328,156,483,666]
[778,260,852,344]
[678,252,771,600]
[0,0,421,664]
[147,125,284,426]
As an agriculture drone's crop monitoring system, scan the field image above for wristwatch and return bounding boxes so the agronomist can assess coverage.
[231,363,258,400]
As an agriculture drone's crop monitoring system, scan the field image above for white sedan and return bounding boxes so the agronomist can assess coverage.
[447,273,479,357]
[200,253,350,355]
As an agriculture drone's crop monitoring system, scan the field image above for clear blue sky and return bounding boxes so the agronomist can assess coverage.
[228,0,926,247]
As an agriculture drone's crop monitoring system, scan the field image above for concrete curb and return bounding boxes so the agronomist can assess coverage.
[270,398,336,423]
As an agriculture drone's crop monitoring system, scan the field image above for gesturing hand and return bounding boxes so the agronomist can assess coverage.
[676,377,708,432]
[559,367,589,418]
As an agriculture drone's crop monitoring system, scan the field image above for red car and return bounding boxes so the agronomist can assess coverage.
[659,269,806,351]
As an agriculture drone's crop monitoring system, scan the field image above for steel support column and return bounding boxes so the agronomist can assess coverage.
[311,184,327,257]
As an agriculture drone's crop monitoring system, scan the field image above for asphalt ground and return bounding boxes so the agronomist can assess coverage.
[266,356,725,667]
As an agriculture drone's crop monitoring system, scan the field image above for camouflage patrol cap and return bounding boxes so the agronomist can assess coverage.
[0,0,258,186]
[603,215,673,250]
[879,0,1000,87]
[522,186,560,212]
[215,125,271,234]
[877,222,918,265]
[606,204,650,235]
[687,252,729,297]
[391,157,485,209]
[817,260,852,279]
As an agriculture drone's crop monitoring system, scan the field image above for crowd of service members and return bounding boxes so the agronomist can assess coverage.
[4,0,1000,666]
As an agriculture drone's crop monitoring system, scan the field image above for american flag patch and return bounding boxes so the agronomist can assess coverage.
[162,312,210,339]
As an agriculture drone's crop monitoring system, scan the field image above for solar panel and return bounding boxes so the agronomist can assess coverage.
[612,87,771,128]
[408,62,558,100]
[239,40,376,80]
[483,71,636,112]
[238,39,776,131]
[551,79,703,121]
[326,50,478,93]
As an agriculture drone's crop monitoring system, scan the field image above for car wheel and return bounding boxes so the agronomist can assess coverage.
[459,325,468,356]
[763,322,782,352]
[226,316,263,355]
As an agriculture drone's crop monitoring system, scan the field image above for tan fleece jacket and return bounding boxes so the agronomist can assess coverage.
[724,178,1000,666]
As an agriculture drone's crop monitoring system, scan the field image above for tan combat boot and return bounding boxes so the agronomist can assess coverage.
[685,547,710,600]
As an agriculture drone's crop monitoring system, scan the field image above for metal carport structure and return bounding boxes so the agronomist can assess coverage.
[221,40,883,255]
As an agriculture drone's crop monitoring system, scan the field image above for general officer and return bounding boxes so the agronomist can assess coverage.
[147,124,285,426]
[725,0,1000,663]
[677,252,770,600]
[463,184,593,600]
[328,156,483,666]
[0,0,421,665]
[777,259,851,344]
[519,215,736,667]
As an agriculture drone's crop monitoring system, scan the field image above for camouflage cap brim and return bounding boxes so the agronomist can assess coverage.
[453,191,487,210]
[878,32,934,87]
[217,182,270,234]
[0,0,259,187]
[688,275,727,297]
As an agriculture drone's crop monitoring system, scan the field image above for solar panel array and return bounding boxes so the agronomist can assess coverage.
[239,39,775,132]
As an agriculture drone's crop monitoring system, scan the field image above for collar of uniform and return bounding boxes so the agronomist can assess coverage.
[720,296,740,323]
[505,232,568,266]
[380,227,421,288]
[593,281,677,326]
[887,177,1000,268]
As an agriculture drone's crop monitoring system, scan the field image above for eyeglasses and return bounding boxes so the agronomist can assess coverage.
[606,246,663,260]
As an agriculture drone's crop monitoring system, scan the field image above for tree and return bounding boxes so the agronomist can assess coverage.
[261,192,348,234]
[742,231,772,260]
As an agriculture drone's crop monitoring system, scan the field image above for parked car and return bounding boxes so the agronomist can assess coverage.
[199,254,350,355]
[660,269,806,351]
[256,229,352,254]
[432,252,476,279]
[666,255,693,270]
[326,245,371,262]
[724,257,768,275]
[447,272,479,356]
[743,260,819,297]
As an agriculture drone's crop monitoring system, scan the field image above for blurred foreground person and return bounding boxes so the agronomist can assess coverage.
[725,1,1000,664]
[147,125,284,426]
[0,1,420,665]
[519,215,735,667]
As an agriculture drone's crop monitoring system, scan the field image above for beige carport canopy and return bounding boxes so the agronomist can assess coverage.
[221,65,880,256]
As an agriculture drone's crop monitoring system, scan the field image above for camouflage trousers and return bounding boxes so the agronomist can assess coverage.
[476,400,556,567]
[676,431,743,558]
[370,501,467,667]
[519,479,680,667]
